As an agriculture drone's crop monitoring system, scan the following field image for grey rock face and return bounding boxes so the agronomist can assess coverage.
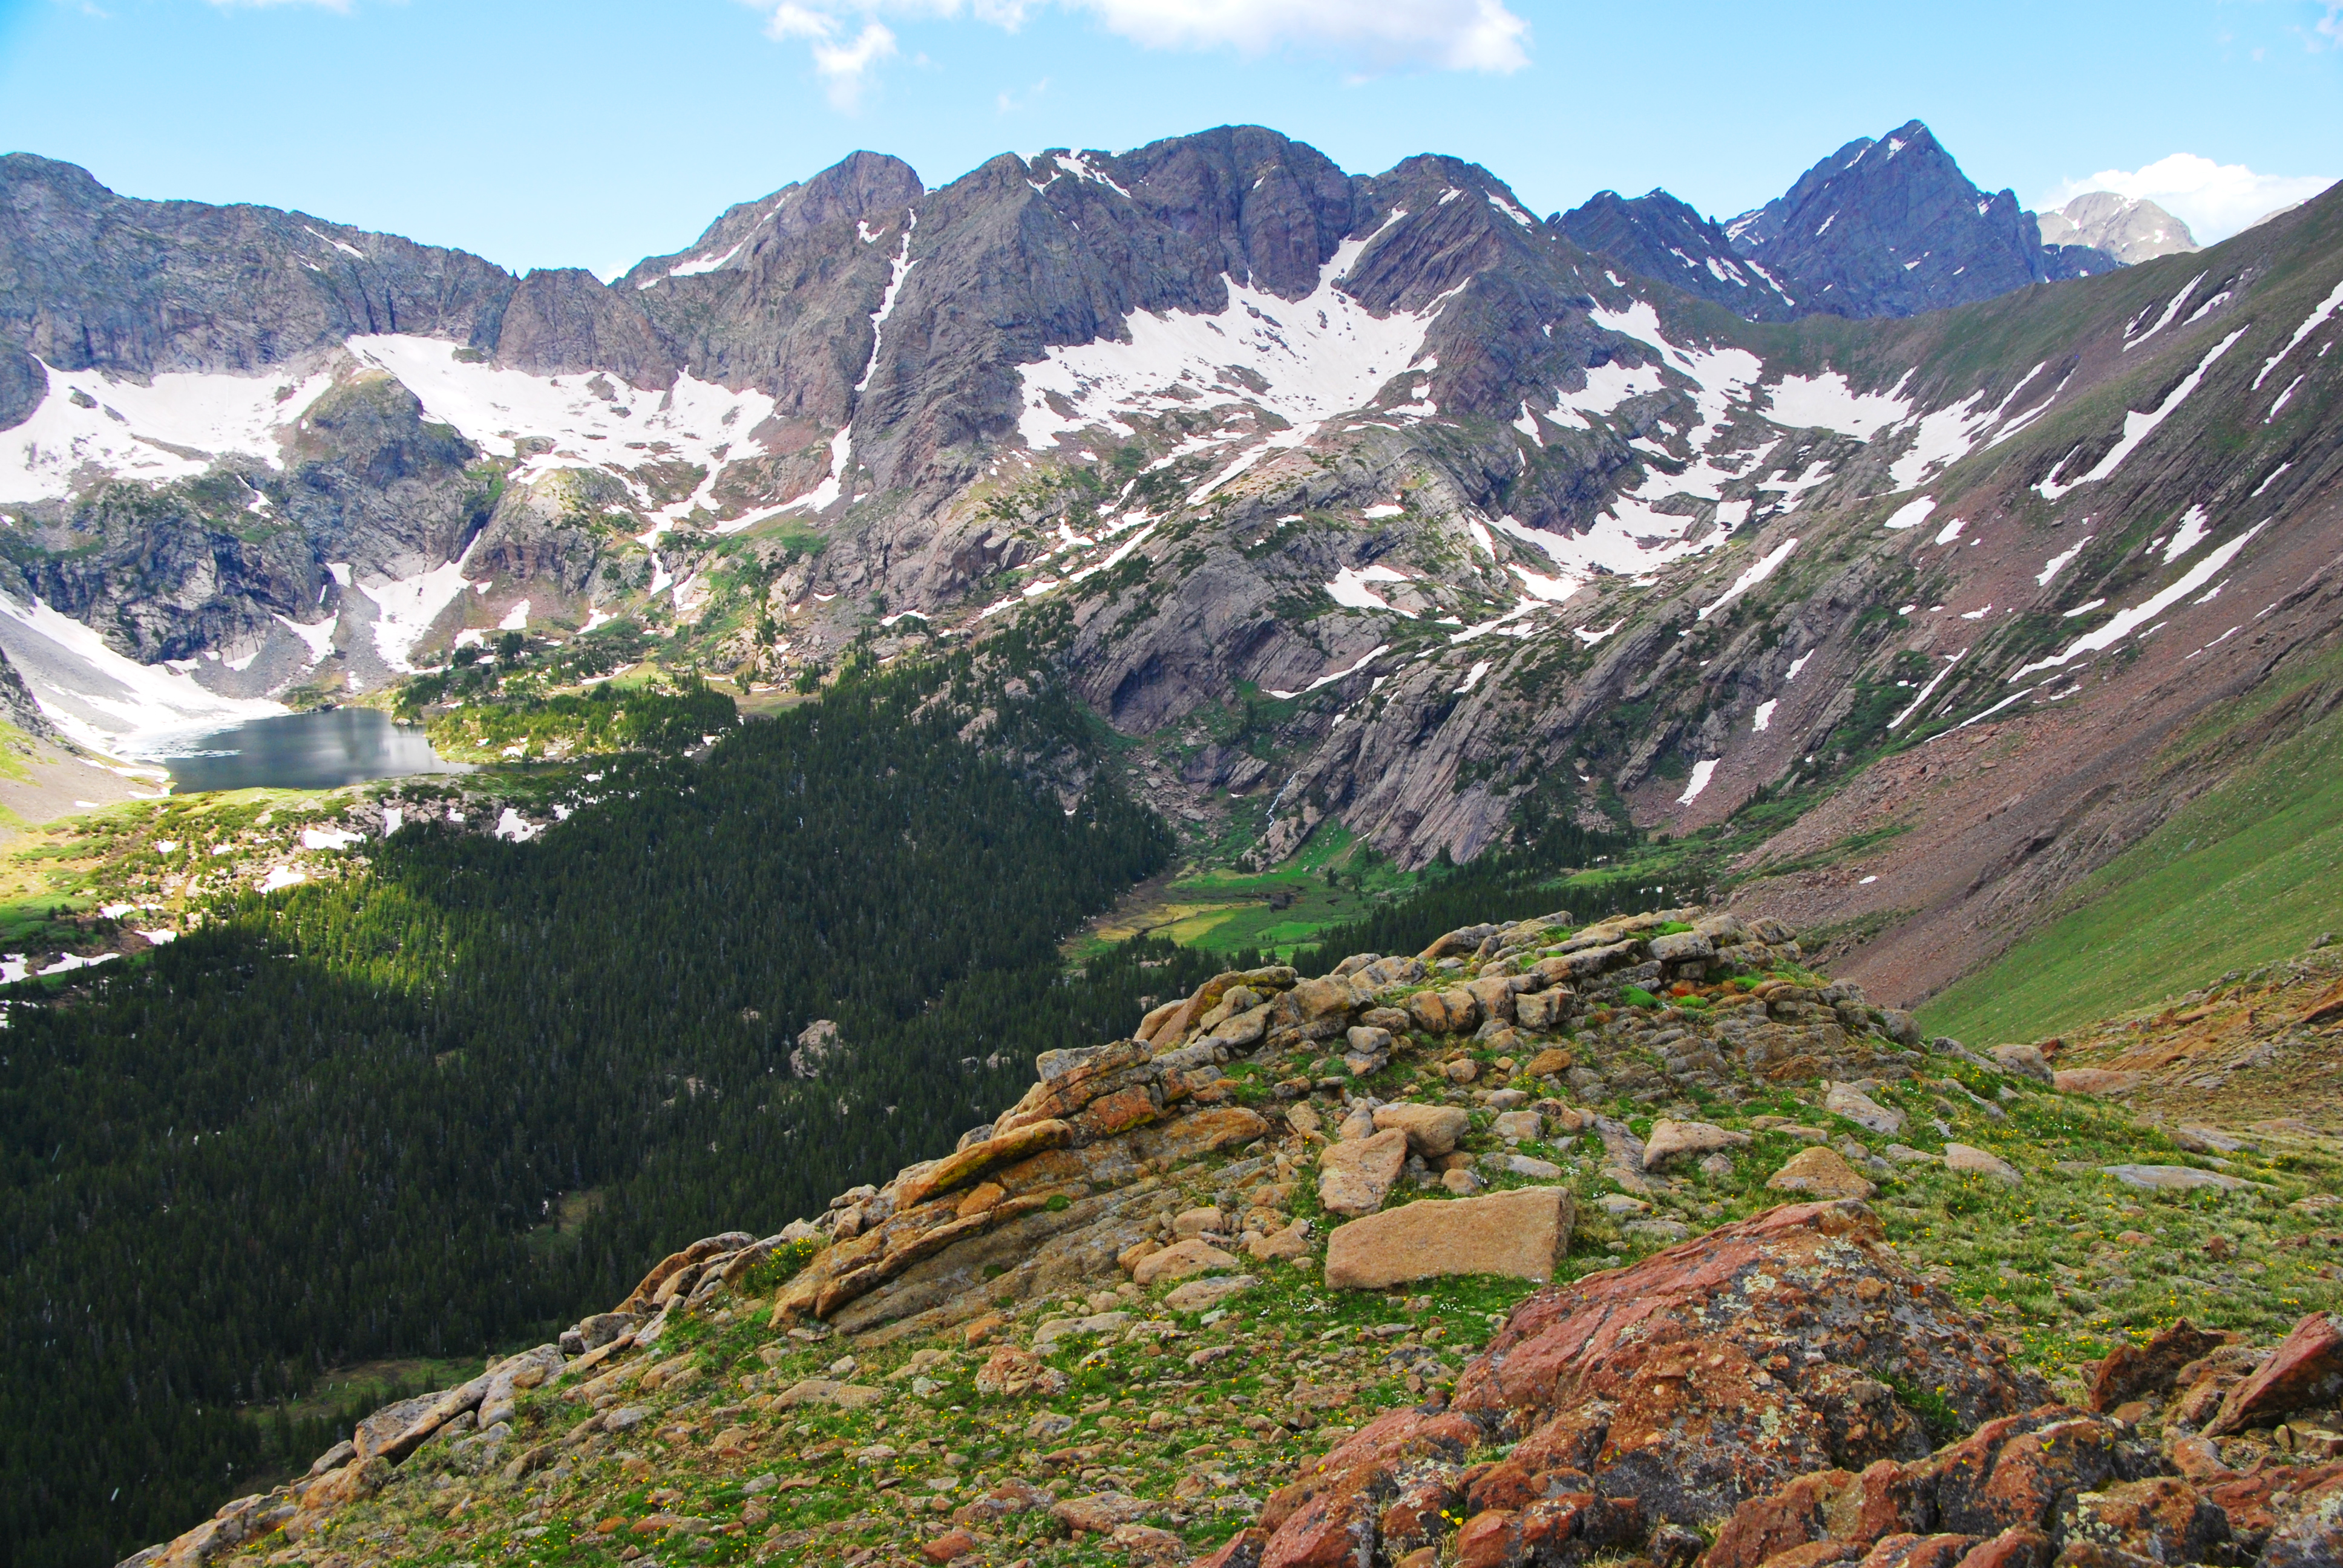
[0,339,46,431]
[1096,124,1360,300]
[496,269,675,389]
[0,152,514,378]
[0,645,56,739]
[2038,192,2199,264]
[281,368,486,580]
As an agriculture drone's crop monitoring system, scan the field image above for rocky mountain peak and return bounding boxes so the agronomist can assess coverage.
[2039,189,2200,263]
[1723,117,2119,317]
[1090,124,1359,302]
[619,149,923,295]
[1555,186,1800,321]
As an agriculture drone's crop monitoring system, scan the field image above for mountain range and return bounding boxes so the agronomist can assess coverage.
[0,119,2336,1014]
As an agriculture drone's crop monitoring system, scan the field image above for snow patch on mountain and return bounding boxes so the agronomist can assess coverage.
[2253,276,2343,388]
[1763,371,1910,438]
[2037,327,2247,500]
[2014,522,2265,679]
[1016,230,1444,451]
[0,590,283,752]
[1,361,336,504]
[348,336,778,514]
[1326,564,1411,612]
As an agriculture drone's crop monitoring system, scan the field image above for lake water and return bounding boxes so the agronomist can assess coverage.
[137,708,472,793]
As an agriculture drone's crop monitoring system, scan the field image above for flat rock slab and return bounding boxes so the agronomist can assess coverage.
[773,1379,886,1410]
[2056,1068,2145,1094]
[1643,1119,1751,1170]
[2102,1165,2256,1192]
[1319,1127,1408,1216]
[1824,1082,1906,1135]
[1945,1143,2021,1185]
[1323,1186,1576,1290]
[1162,1273,1257,1312]
[1132,1238,1236,1287]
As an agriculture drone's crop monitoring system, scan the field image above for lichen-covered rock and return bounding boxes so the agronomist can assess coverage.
[1246,1201,2048,1568]
[2209,1310,2343,1436]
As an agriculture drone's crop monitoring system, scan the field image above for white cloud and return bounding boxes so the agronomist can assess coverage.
[2042,154,2336,245]
[997,76,1050,113]
[764,4,902,108]
[1074,0,1530,72]
[746,0,1529,107]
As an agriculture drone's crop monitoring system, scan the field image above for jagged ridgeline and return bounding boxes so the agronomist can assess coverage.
[0,664,1245,1568]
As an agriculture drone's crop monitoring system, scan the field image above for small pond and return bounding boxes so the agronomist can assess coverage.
[134,708,472,793]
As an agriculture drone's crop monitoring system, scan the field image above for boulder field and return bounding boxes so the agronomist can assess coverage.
[118,906,2343,1568]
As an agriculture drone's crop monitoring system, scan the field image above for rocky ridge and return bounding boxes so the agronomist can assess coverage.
[118,903,2343,1568]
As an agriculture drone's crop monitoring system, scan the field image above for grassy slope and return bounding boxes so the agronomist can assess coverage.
[1921,646,2343,1045]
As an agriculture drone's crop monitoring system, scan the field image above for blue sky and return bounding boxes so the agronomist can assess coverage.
[1,0,2334,279]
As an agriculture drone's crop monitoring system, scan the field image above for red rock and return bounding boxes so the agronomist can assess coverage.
[1719,1409,2163,1567]
[2086,1320,2227,1413]
[1188,1527,1268,1568]
[1705,1468,1856,1568]
[1377,1470,1464,1555]
[1257,1408,1483,1568]
[1948,1526,2051,1568]
[2205,1457,2343,1541]
[2210,1310,2343,1434]
[1451,1509,1518,1568]
[1855,1534,1978,1568]
[1449,1202,2043,1530]
[920,1527,976,1563]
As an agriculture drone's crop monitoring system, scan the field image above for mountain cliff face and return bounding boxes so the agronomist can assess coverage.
[0,152,515,382]
[1723,120,2119,317]
[0,127,2336,1019]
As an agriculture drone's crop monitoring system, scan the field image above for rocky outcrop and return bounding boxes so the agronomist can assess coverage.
[0,337,45,430]
[110,898,2343,1568]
